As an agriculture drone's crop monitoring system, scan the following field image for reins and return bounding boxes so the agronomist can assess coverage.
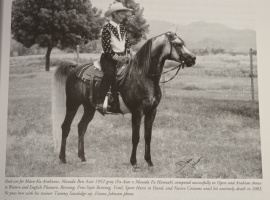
[146,32,185,83]
[146,62,184,83]
[159,63,184,83]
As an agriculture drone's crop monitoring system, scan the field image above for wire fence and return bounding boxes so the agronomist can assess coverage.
[161,49,258,102]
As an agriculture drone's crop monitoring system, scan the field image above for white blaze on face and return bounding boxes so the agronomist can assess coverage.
[171,37,192,58]
[173,37,182,44]
[182,45,192,55]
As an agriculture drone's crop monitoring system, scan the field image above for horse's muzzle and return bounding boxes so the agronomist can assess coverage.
[185,56,196,67]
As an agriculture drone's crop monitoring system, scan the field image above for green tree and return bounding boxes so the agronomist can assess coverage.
[114,0,149,45]
[11,0,104,71]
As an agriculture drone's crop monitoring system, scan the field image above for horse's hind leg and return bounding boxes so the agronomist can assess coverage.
[77,103,96,162]
[59,102,80,164]
[144,108,157,167]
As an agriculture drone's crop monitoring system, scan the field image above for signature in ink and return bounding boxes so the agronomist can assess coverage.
[174,156,203,174]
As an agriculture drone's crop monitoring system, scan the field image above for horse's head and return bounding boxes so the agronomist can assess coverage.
[162,32,196,67]
[131,32,196,77]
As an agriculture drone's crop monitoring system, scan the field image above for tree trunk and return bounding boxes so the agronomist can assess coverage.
[45,46,53,71]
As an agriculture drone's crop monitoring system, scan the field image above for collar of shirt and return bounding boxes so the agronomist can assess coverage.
[109,20,120,28]
[109,20,123,41]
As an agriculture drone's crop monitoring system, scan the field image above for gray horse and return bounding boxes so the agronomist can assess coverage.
[52,31,196,168]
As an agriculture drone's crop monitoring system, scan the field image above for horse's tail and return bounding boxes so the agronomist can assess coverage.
[52,61,77,153]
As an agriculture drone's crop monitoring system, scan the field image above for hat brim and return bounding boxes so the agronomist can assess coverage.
[105,8,132,17]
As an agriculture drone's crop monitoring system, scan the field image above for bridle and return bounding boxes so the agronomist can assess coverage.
[146,33,186,83]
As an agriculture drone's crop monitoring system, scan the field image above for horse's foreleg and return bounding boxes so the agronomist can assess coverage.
[78,103,96,162]
[130,111,143,167]
[59,105,79,163]
[144,108,157,166]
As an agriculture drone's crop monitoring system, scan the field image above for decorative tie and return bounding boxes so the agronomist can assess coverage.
[117,24,122,41]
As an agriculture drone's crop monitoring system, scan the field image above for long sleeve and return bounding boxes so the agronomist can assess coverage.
[101,27,116,58]
[125,34,131,54]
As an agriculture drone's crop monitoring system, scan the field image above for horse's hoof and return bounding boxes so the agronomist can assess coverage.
[146,159,154,167]
[130,159,137,166]
[59,159,67,164]
[132,164,140,172]
[148,164,154,173]
[77,161,88,165]
[59,155,67,164]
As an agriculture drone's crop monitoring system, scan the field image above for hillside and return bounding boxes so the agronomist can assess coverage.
[10,20,256,54]
[144,20,256,50]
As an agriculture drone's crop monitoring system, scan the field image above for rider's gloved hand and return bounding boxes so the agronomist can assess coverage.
[117,56,127,62]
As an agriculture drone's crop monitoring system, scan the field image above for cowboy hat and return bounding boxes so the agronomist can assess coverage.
[104,2,132,17]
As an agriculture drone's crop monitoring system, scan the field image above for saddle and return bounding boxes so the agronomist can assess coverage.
[76,61,130,114]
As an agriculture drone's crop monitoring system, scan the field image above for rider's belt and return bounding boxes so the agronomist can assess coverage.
[103,52,126,61]
[115,52,126,56]
[102,52,126,59]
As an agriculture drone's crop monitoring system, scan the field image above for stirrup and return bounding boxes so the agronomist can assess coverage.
[95,99,111,116]
[95,104,105,116]
[96,87,113,115]
[96,105,111,115]
[103,95,109,113]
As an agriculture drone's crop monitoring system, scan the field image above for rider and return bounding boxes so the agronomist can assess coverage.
[96,2,132,114]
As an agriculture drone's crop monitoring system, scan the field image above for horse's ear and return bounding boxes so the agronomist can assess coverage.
[167,25,178,35]
[166,31,174,37]
[165,31,172,36]
[166,31,176,39]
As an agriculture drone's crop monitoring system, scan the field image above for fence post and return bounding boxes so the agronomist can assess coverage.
[76,45,80,64]
[249,48,254,102]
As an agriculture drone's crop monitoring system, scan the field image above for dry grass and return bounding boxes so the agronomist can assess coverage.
[6,54,261,178]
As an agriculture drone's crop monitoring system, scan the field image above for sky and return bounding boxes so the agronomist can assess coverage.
[90,0,256,30]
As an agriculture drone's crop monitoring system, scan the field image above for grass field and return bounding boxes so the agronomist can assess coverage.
[5,53,261,178]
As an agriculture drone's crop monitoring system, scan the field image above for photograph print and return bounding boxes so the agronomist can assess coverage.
[5,0,261,179]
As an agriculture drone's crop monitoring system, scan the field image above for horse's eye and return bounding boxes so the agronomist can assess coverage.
[172,41,182,47]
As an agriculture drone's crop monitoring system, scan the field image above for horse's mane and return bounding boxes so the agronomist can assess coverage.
[117,38,154,86]
[130,39,153,76]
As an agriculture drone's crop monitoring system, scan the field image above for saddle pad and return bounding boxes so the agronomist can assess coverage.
[76,63,104,82]
[77,62,128,83]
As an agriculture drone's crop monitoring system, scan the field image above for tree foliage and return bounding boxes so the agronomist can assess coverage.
[11,0,104,71]
[114,0,149,45]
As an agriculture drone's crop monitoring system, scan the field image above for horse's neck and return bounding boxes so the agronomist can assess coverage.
[126,37,168,83]
[148,44,168,77]
[149,57,166,75]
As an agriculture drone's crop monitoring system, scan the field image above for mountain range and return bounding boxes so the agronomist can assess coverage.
[142,20,256,50]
